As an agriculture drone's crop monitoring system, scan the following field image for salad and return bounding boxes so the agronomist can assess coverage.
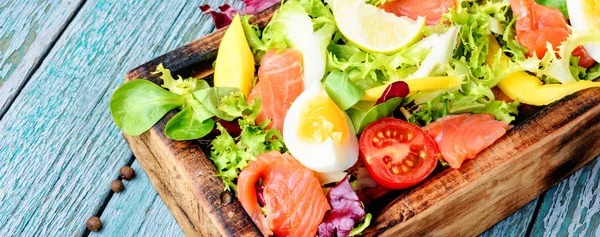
[110,0,600,236]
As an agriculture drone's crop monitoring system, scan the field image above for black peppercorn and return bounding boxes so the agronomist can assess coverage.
[119,166,135,180]
[110,179,124,192]
[86,216,102,232]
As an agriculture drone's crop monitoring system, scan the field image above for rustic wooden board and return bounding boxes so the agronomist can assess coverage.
[121,4,600,236]
[0,0,224,235]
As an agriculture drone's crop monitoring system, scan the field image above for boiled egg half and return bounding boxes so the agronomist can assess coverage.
[283,85,359,173]
[568,0,600,62]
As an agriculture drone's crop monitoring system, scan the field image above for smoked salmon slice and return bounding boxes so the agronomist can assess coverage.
[509,0,595,67]
[237,151,329,237]
[248,49,304,132]
[380,0,456,26]
[423,114,510,169]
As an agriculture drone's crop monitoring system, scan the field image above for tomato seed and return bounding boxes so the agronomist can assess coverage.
[378,132,384,138]
[420,151,427,159]
[402,165,409,172]
[372,137,380,143]
[406,160,414,167]
[406,133,413,141]
[386,130,391,137]
[392,166,400,174]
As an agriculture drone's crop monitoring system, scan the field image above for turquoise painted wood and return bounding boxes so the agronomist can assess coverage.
[531,157,600,236]
[0,0,217,235]
[0,0,84,116]
[89,161,185,237]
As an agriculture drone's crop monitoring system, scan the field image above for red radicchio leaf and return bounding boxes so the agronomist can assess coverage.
[255,182,266,207]
[241,0,281,14]
[318,176,366,237]
[375,81,410,105]
[199,4,238,29]
[200,0,280,29]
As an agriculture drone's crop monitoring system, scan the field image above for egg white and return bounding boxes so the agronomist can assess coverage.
[568,0,600,62]
[283,85,359,173]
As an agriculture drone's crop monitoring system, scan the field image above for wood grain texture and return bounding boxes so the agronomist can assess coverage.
[366,86,600,236]
[89,161,185,237]
[0,0,225,235]
[121,3,600,236]
[0,0,83,117]
[530,157,600,236]
[479,199,539,237]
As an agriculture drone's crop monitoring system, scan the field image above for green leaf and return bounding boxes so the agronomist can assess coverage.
[210,120,285,191]
[241,15,268,61]
[164,105,215,140]
[346,98,403,134]
[193,87,240,121]
[324,70,365,110]
[536,0,569,18]
[349,213,372,236]
[218,91,262,124]
[151,63,208,95]
[110,80,185,136]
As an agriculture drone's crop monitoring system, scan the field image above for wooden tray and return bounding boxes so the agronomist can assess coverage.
[122,5,600,236]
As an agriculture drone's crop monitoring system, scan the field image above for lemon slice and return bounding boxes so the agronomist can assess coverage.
[332,0,425,54]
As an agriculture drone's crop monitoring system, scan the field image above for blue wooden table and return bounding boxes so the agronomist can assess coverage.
[1,1,598,236]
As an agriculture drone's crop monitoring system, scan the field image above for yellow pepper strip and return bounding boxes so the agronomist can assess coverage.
[362,76,462,101]
[487,36,600,106]
[498,71,600,106]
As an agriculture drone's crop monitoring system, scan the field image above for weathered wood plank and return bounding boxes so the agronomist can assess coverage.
[530,157,600,236]
[0,0,227,235]
[89,161,184,237]
[479,199,538,237]
[0,0,84,117]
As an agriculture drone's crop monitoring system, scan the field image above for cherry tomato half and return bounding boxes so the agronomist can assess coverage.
[359,118,439,189]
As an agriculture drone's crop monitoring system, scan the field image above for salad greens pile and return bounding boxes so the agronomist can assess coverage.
[210,94,285,191]
[110,64,286,191]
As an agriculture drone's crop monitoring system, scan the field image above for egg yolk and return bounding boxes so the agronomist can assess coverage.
[584,0,600,25]
[298,92,348,143]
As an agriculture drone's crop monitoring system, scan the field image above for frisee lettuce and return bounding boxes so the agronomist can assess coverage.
[210,92,285,191]
[409,61,519,125]
[515,28,600,84]
[327,34,430,90]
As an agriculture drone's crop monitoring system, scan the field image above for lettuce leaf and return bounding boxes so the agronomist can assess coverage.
[408,61,519,125]
[516,28,600,84]
[327,38,430,90]
[152,64,207,95]
[210,93,285,191]
[347,98,403,134]
[324,70,365,110]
